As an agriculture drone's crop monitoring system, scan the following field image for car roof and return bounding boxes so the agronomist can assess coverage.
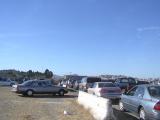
[95,82,113,84]
[136,84,160,87]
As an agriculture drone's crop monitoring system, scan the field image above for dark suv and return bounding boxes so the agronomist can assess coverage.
[114,77,137,91]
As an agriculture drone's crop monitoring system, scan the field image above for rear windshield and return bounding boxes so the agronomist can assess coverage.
[99,83,115,88]
[148,86,160,97]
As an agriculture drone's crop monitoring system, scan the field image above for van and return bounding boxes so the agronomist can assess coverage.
[79,77,101,91]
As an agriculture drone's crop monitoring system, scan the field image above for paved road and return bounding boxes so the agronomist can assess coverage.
[0,87,93,120]
[112,105,138,120]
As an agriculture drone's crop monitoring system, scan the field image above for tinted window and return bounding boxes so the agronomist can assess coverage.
[127,86,138,96]
[121,79,128,83]
[148,86,160,97]
[134,87,144,97]
[129,79,136,84]
[99,83,115,88]
[87,78,101,83]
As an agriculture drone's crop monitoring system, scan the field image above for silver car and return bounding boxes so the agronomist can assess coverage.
[119,85,160,120]
[0,79,16,86]
[14,80,68,96]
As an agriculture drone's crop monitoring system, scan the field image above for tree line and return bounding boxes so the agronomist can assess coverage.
[0,69,53,82]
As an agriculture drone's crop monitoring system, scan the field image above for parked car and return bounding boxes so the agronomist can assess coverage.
[88,82,122,99]
[73,80,81,90]
[114,77,137,91]
[0,79,16,86]
[12,80,68,96]
[79,77,101,91]
[137,80,149,85]
[119,85,160,120]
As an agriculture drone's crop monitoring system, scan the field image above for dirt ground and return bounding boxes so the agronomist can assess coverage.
[0,87,94,120]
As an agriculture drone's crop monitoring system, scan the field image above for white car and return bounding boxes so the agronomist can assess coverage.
[0,79,16,86]
[88,82,122,99]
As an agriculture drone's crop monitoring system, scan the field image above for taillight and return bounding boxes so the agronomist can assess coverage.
[115,89,122,93]
[99,89,107,93]
[154,101,160,111]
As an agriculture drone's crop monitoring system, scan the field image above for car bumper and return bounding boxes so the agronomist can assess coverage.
[148,111,160,120]
[100,94,122,99]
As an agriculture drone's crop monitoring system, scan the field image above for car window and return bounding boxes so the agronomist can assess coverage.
[121,79,128,83]
[99,83,115,87]
[92,83,97,88]
[32,82,38,87]
[81,78,87,83]
[129,79,136,84]
[87,78,101,83]
[127,86,138,96]
[38,82,44,87]
[23,81,33,86]
[42,81,48,86]
[134,87,144,97]
[115,80,119,83]
[148,86,160,97]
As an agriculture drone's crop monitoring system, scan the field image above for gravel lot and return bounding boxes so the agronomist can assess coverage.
[112,105,138,120]
[0,87,93,120]
[0,87,139,120]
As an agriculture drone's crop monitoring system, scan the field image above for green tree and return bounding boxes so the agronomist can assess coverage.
[27,70,35,79]
[44,69,53,79]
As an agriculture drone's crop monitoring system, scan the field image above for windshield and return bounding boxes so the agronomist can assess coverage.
[148,86,160,97]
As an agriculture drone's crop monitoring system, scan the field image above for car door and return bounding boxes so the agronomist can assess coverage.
[36,81,54,93]
[31,81,40,93]
[122,86,138,111]
[43,82,57,93]
[129,86,145,113]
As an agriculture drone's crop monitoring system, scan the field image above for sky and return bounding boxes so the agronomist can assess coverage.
[0,0,160,78]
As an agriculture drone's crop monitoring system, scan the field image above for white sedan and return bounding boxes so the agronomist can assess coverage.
[88,82,122,99]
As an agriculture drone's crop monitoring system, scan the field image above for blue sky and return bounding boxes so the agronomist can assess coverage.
[0,0,160,78]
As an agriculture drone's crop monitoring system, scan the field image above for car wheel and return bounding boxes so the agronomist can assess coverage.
[139,108,146,120]
[27,90,33,96]
[59,90,64,96]
[119,101,125,111]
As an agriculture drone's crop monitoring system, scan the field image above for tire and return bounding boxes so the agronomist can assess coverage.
[26,90,33,97]
[139,108,146,120]
[59,90,64,96]
[119,101,125,111]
